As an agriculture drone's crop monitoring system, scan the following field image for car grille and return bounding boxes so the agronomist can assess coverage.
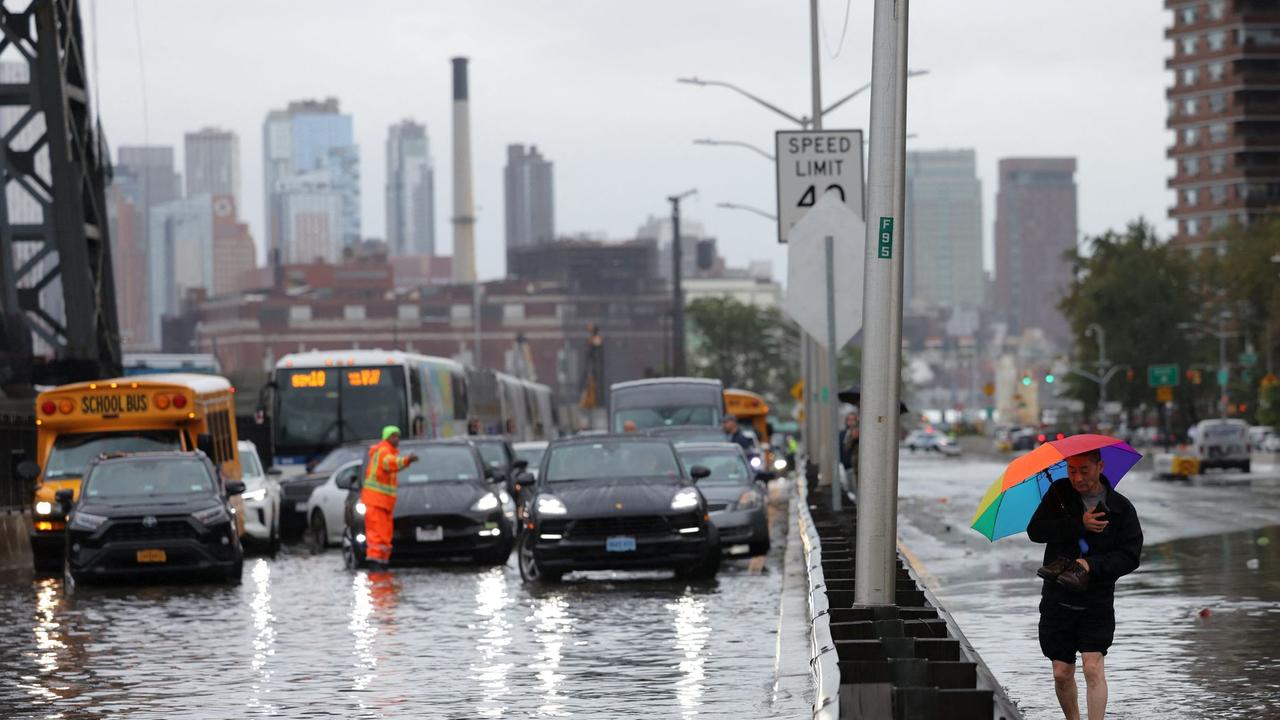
[568,515,673,539]
[706,503,730,512]
[392,515,479,539]
[103,519,198,543]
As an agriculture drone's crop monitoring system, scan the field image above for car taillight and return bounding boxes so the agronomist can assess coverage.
[154,393,170,410]
[40,401,56,415]
[1056,433,1065,440]
[1037,434,1046,442]
[172,394,187,409]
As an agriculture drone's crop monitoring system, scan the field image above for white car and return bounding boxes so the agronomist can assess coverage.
[512,440,548,479]
[1263,433,1280,453]
[305,459,363,550]
[238,440,283,554]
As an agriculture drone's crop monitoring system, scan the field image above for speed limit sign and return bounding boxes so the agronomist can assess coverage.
[775,129,865,243]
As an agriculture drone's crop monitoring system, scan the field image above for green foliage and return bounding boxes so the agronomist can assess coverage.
[1259,384,1280,431]
[685,296,797,405]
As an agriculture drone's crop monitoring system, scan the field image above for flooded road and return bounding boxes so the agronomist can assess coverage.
[0,489,802,719]
[897,452,1280,720]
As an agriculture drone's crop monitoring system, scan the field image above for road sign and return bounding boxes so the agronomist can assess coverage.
[1147,364,1179,387]
[1218,367,1229,386]
[1156,386,1174,403]
[1240,351,1257,367]
[790,379,805,401]
[782,193,866,349]
[1262,373,1279,388]
[775,129,865,243]
[982,382,995,397]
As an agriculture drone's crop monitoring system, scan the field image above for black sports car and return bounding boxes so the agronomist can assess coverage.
[517,435,720,583]
[60,452,244,585]
[342,439,515,568]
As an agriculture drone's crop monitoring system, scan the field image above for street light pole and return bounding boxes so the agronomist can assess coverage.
[1085,323,1108,417]
[668,189,697,376]
[1218,312,1229,417]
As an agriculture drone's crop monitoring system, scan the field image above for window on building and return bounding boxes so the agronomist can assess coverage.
[1187,217,1201,235]
[1208,122,1228,143]
[343,305,366,321]
[1184,188,1200,206]
[1210,184,1228,204]
[1207,31,1226,51]
[451,304,472,322]
[1210,214,1230,230]
[397,304,419,321]
[1209,92,1226,112]
[1208,1,1225,20]
[1207,61,1226,82]
[1184,126,1201,145]
[1210,153,1228,173]
[1183,97,1200,115]
[1183,66,1201,86]
[288,305,312,323]
[1183,156,1200,176]
[1245,28,1280,47]
[1182,35,1199,55]
[1180,5,1197,24]
[503,304,525,322]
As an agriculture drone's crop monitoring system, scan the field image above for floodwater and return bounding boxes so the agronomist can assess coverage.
[0,488,802,719]
[897,452,1280,720]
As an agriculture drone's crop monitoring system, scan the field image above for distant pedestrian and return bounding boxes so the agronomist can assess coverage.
[838,411,859,496]
[722,415,753,452]
[1028,449,1143,720]
[467,418,482,436]
[360,426,419,570]
[622,420,638,433]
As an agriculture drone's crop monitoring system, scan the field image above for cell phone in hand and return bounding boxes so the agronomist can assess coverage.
[1092,499,1109,520]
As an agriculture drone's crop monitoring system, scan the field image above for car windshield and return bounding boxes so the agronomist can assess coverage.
[44,430,182,479]
[474,441,507,470]
[396,446,481,484]
[544,441,682,482]
[84,459,215,499]
[676,449,750,485]
[241,449,263,478]
[514,445,546,467]
[312,445,367,474]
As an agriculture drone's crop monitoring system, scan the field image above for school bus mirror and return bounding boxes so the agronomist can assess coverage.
[54,488,73,511]
[224,481,246,496]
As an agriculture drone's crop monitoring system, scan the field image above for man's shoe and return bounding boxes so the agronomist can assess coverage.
[1056,563,1090,593]
[1037,556,1075,581]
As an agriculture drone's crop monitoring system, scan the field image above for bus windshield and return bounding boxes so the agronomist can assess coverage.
[44,431,182,480]
[274,366,407,458]
[611,384,722,431]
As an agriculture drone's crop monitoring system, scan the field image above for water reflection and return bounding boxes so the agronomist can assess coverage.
[24,578,64,706]
[349,571,377,693]
[530,592,571,716]
[247,559,276,713]
[670,593,710,718]
[470,568,513,718]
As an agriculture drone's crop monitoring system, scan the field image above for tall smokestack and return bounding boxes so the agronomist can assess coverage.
[451,57,476,283]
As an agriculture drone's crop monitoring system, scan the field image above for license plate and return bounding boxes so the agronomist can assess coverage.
[295,502,308,512]
[729,544,751,555]
[415,526,443,542]
[606,536,636,552]
[136,549,167,563]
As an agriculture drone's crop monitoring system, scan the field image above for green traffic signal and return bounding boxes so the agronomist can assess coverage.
[1021,376,1032,386]
[1044,374,1055,384]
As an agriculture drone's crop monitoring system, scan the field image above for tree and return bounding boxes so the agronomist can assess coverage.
[685,297,796,404]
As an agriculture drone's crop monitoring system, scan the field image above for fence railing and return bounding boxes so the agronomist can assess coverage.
[1,408,36,509]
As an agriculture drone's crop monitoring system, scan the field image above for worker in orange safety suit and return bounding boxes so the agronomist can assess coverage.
[360,425,418,570]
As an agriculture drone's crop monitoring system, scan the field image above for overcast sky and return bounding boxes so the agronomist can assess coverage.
[88,0,1171,281]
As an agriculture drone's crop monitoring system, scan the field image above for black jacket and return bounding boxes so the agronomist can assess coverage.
[727,429,754,452]
[1027,476,1143,607]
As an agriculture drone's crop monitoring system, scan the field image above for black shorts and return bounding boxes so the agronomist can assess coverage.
[1038,598,1115,664]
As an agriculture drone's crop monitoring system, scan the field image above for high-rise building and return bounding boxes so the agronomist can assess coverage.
[904,150,984,311]
[185,127,240,208]
[112,145,182,350]
[385,120,436,256]
[262,98,360,262]
[504,144,555,262]
[994,158,1078,344]
[211,195,257,296]
[1166,0,1280,253]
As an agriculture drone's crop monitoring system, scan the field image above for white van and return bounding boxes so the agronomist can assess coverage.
[1190,419,1252,473]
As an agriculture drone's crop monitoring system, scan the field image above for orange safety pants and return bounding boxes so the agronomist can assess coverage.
[365,504,394,563]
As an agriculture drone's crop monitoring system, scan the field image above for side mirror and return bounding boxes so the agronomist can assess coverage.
[266,468,283,477]
[55,488,74,511]
[755,470,777,482]
[17,460,40,482]
[225,481,246,496]
[335,473,353,490]
[197,433,216,459]
[483,466,495,480]
[689,465,711,481]
[513,459,529,472]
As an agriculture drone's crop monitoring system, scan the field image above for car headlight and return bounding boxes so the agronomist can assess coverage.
[498,490,512,505]
[470,492,500,512]
[536,494,567,515]
[773,457,787,471]
[35,501,53,515]
[355,501,367,516]
[242,488,267,503]
[737,489,762,509]
[671,488,701,511]
[68,511,107,532]
[749,456,763,469]
[193,505,230,526]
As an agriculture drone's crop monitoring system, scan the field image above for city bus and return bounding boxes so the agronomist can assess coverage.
[608,377,726,432]
[25,373,244,572]
[269,350,556,472]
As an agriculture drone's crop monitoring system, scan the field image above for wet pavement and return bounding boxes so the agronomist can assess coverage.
[0,485,804,720]
[896,451,1280,720]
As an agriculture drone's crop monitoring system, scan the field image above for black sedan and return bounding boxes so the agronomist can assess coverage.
[674,443,771,557]
[341,440,515,568]
[59,451,244,585]
[517,435,721,583]
[278,441,373,540]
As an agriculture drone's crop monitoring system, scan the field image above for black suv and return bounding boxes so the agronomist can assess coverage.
[517,435,721,583]
[59,452,245,585]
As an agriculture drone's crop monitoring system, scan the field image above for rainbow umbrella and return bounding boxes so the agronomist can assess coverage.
[970,434,1142,541]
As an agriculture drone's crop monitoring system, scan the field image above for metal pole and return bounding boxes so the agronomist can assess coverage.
[826,236,841,511]
[806,0,830,481]
[671,196,686,376]
[855,0,909,606]
[1219,313,1228,417]
[473,282,482,367]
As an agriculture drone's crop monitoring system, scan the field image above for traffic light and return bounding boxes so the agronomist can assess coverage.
[1044,374,1056,384]
[1021,375,1032,386]
[1190,369,1202,385]
[1125,368,1135,382]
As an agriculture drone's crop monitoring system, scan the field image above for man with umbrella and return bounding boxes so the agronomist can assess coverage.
[1027,447,1144,720]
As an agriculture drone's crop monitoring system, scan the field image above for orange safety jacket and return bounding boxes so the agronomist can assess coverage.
[361,440,410,510]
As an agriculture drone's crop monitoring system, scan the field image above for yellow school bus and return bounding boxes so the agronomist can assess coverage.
[724,388,772,465]
[26,373,243,572]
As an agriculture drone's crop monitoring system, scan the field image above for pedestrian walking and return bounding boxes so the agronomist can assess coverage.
[1028,448,1143,720]
[360,425,419,570]
[722,415,753,452]
[838,411,859,496]
[467,418,483,436]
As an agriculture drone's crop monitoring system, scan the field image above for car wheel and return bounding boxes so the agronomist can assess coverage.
[677,528,722,580]
[517,533,560,583]
[1242,461,1251,474]
[342,528,365,570]
[476,540,513,567]
[33,551,61,575]
[224,558,243,585]
[62,557,77,595]
[267,507,281,557]
[309,511,327,554]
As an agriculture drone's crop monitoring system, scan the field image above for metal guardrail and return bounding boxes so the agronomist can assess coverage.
[796,474,841,719]
[0,408,36,509]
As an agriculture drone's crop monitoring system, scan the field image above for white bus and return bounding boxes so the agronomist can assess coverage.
[269,350,555,471]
